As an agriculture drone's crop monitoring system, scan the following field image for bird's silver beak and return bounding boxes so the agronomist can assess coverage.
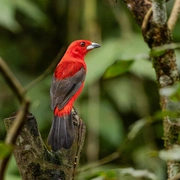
[86,42,101,50]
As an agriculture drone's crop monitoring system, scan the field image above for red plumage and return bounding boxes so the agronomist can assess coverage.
[48,40,100,151]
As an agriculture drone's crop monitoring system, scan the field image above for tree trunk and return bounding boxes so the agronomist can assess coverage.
[123,0,180,179]
[4,110,86,180]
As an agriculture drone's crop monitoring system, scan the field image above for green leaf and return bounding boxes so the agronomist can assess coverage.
[0,142,12,159]
[159,146,180,161]
[150,43,180,57]
[130,58,156,80]
[0,0,21,32]
[16,0,48,25]
[106,170,117,178]
[99,100,124,147]
[86,38,119,85]
[150,48,166,57]
[103,60,134,79]
[0,0,49,32]
[85,35,149,85]
[80,98,124,148]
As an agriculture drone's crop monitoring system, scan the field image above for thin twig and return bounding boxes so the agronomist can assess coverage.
[0,100,30,180]
[5,100,30,144]
[168,0,180,31]
[24,47,66,91]
[78,139,129,173]
[0,57,25,103]
[0,56,31,179]
[142,7,152,33]
[78,151,120,173]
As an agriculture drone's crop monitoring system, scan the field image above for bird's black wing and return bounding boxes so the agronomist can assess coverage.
[50,67,86,110]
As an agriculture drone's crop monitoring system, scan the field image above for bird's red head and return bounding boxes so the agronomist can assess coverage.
[66,40,100,59]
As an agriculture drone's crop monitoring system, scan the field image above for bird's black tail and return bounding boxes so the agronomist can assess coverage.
[48,113,74,151]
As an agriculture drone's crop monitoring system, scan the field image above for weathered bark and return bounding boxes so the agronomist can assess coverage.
[4,110,86,180]
[123,0,180,179]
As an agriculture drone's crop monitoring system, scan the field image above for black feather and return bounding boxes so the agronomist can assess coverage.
[50,68,86,110]
[48,113,74,151]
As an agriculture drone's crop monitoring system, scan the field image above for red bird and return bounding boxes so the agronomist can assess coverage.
[48,40,100,151]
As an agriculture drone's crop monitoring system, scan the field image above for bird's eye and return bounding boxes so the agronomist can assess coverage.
[80,42,85,47]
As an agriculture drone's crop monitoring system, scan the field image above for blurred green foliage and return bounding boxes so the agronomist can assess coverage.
[0,142,12,159]
[0,0,180,179]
